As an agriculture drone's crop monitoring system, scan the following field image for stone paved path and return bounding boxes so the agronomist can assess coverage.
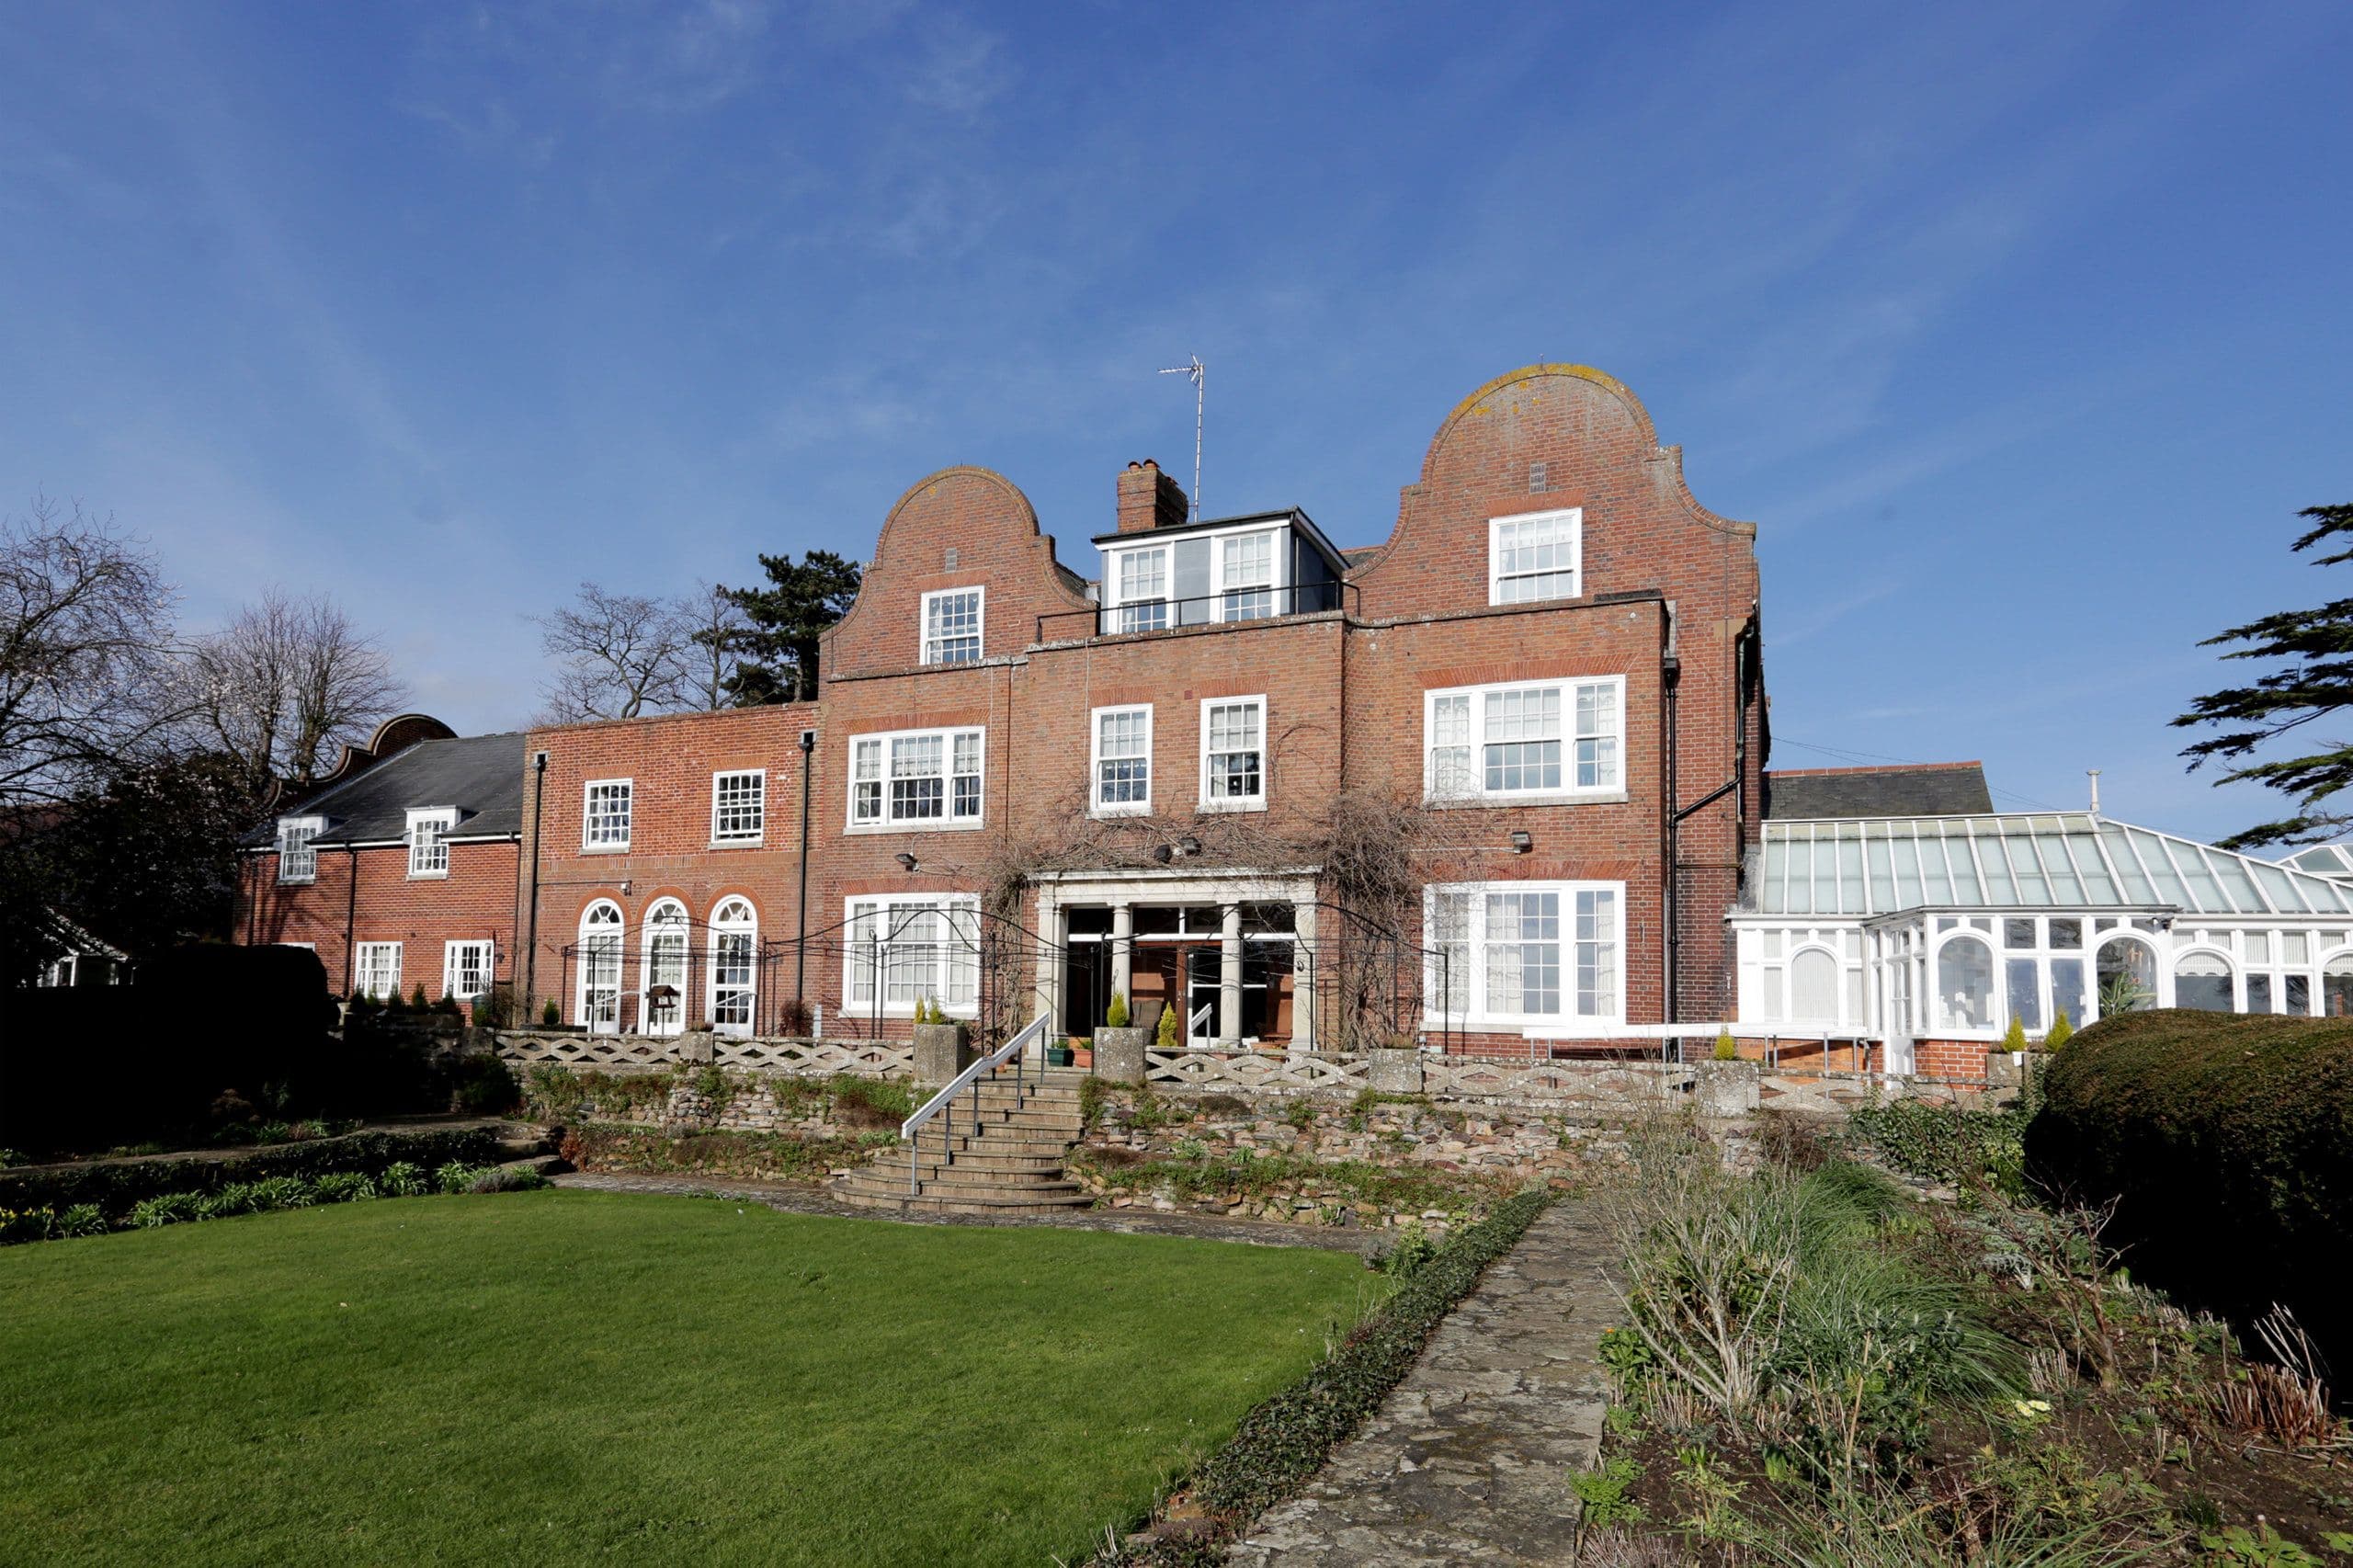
[550,1170,1381,1255]
[1226,1201,1615,1566]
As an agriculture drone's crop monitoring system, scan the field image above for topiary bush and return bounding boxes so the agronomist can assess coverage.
[1106,993,1130,1028]
[2027,1008,2353,1366]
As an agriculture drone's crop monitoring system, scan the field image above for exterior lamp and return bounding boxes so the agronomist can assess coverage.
[1509,830,1533,855]
[1176,835,1201,857]
[894,852,918,872]
[1152,845,1175,864]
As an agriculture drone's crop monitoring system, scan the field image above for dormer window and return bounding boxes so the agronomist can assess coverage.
[1116,548,1169,632]
[921,587,983,665]
[407,808,456,878]
[276,816,323,884]
[1217,531,1277,620]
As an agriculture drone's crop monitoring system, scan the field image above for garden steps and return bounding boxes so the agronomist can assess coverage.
[828,1062,1094,1216]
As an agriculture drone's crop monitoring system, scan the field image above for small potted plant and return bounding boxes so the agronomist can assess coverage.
[1069,1036,1094,1071]
[1046,1033,1075,1068]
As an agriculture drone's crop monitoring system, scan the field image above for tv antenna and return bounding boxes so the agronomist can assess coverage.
[1157,356,1204,519]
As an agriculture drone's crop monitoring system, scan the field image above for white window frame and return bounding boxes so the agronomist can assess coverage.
[1211,528,1285,622]
[577,900,624,1033]
[1199,695,1267,811]
[709,897,758,1037]
[919,586,985,666]
[442,938,494,1001]
[641,898,689,1038]
[276,815,323,884]
[1106,544,1172,632]
[1487,506,1583,606]
[846,727,987,832]
[354,941,403,1001]
[710,769,766,845]
[843,893,983,1018]
[1423,880,1625,1030]
[583,778,632,850]
[406,807,456,879]
[1423,676,1624,804]
[1090,704,1154,817]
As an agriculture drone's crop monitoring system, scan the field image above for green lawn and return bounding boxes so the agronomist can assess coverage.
[0,1191,1379,1566]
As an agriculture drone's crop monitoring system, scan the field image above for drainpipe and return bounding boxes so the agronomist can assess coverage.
[795,727,815,1006]
[342,843,358,995]
[523,750,547,1015]
[1662,628,1682,1027]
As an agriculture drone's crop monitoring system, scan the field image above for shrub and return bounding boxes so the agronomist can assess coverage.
[1846,1100,2026,1195]
[2028,1009,2353,1357]
[1377,1220,1438,1278]
[468,1165,549,1193]
[410,983,430,1012]
[1106,993,1130,1028]
[2043,1009,2074,1051]
[435,1161,482,1194]
[378,1162,428,1197]
[778,997,813,1037]
[452,1054,519,1115]
[313,1172,378,1203]
[1714,1028,1738,1062]
[1154,999,1180,1050]
[1,1206,59,1244]
[0,1126,506,1219]
[2001,1016,2029,1053]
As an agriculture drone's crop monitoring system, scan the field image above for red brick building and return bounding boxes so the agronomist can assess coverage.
[237,723,524,1013]
[497,363,1767,1057]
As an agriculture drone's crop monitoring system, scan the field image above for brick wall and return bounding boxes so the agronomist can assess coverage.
[237,837,518,1009]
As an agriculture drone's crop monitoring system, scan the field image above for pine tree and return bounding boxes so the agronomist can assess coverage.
[2175,504,2353,848]
[715,551,863,705]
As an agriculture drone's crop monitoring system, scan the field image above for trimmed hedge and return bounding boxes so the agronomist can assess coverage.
[2026,1008,2353,1348]
[0,1126,508,1221]
[1100,1189,1550,1562]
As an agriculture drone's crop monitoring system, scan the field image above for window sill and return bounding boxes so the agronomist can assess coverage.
[709,838,767,850]
[1197,799,1267,814]
[580,843,632,854]
[1422,790,1628,810]
[1425,1014,1629,1033]
[407,870,449,881]
[1090,803,1153,820]
[845,819,988,835]
[847,1005,980,1020]
[277,878,317,888]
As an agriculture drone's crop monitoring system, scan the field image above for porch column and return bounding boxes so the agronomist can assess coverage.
[1109,902,1133,1016]
[1290,899,1316,1054]
[1033,885,1062,1055]
[1218,903,1244,1044]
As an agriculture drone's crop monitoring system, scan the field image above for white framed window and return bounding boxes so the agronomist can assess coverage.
[1113,546,1170,632]
[1424,881,1623,1028]
[1487,507,1582,605]
[354,941,403,1001]
[1091,705,1153,816]
[583,779,632,849]
[641,898,688,1038]
[711,769,765,844]
[577,900,623,1033]
[1216,530,1278,620]
[847,728,985,829]
[920,586,984,665]
[406,807,455,878]
[709,897,757,1036]
[1200,696,1266,809]
[845,894,982,1017]
[443,939,494,1001]
[276,816,322,884]
[1424,677,1622,802]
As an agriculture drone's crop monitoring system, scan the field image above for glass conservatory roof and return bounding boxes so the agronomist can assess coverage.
[1745,813,2353,918]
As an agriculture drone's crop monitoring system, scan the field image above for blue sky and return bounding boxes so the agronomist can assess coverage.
[5,1,2348,844]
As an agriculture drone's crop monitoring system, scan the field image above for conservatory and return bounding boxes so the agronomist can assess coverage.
[1733,812,2353,1055]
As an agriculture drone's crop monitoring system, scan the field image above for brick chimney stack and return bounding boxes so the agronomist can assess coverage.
[1117,460,1190,534]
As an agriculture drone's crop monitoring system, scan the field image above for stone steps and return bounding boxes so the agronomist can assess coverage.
[830,1068,1094,1215]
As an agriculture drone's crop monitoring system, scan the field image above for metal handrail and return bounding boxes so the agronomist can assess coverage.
[898,1010,1052,1196]
[1035,581,1356,642]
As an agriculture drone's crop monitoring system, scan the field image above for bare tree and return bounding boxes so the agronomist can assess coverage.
[0,494,186,812]
[192,587,406,796]
[534,583,692,723]
[677,582,750,712]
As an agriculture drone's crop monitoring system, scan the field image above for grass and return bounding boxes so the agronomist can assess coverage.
[0,1190,1380,1566]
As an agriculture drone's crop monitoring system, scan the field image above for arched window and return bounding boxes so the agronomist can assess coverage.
[2325,953,2353,1018]
[1790,948,1839,1023]
[2175,949,2234,1012]
[710,898,757,1037]
[642,900,688,1039]
[1936,937,1994,1032]
[2095,937,2156,1019]
[577,901,623,1035]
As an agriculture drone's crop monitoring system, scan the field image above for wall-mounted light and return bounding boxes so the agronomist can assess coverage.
[1176,835,1201,857]
[1152,845,1174,864]
[1509,830,1533,855]
[894,852,917,872]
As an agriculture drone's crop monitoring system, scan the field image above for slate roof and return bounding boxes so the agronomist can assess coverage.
[249,733,526,846]
[1765,763,1992,821]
